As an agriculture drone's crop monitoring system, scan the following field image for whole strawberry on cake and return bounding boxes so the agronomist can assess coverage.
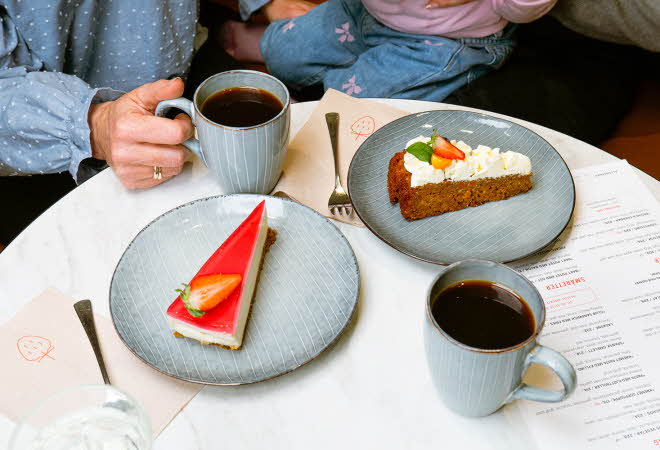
[388,132,533,221]
[166,200,277,350]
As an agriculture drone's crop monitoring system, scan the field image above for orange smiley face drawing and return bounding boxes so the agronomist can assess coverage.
[350,116,376,141]
[17,336,55,362]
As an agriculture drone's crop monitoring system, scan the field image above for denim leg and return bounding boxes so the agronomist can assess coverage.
[260,0,368,90]
[324,18,515,101]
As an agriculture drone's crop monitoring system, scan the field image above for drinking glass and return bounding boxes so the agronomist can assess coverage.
[9,385,151,450]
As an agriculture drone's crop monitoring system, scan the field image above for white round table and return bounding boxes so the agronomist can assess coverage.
[1,100,658,450]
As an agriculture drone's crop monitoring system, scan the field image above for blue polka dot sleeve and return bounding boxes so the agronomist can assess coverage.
[0,0,200,182]
[0,12,114,179]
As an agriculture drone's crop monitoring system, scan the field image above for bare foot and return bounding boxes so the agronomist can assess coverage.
[219,21,267,63]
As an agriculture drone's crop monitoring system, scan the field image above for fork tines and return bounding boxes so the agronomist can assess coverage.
[329,204,352,216]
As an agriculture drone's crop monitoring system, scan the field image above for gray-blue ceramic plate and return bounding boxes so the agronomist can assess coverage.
[109,194,359,385]
[348,110,575,265]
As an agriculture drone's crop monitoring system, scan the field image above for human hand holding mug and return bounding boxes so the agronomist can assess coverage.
[155,70,291,195]
[88,78,193,189]
[424,259,577,417]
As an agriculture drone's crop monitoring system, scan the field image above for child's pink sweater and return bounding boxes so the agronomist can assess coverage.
[361,0,557,38]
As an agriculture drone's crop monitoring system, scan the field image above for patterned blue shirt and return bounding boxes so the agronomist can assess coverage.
[0,0,267,181]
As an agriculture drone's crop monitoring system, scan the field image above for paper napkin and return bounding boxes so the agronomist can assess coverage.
[273,89,409,226]
[0,288,203,436]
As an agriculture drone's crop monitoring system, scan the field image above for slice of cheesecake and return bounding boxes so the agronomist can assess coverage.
[166,200,277,350]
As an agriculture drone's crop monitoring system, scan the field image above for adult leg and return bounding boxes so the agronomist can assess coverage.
[260,0,367,90]
[444,16,642,145]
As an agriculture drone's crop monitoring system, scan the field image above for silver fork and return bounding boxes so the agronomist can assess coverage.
[325,112,352,216]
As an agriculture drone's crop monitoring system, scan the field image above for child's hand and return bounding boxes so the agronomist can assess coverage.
[262,0,316,22]
[425,0,475,8]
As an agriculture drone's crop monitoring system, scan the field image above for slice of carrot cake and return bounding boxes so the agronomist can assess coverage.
[388,133,532,221]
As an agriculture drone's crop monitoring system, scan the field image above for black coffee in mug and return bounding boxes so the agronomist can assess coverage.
[201,87,283,127]
[431,280,534,350]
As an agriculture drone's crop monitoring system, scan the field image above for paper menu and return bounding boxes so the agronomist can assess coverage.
[510,161,660,449]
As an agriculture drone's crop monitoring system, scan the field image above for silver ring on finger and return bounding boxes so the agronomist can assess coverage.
[153,166,163,180]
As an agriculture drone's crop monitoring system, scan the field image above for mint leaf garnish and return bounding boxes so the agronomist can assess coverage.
[176,283,205,318]
[405,141,433,163]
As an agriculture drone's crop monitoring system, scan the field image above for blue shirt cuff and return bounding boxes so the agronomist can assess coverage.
[67,87,124,183]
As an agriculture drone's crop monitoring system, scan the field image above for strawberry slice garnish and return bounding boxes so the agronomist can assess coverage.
[189,274,242,311]
[432,134,465,160]
[176,273,242,317]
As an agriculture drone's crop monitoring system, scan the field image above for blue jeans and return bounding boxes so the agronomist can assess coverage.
[260,0,516,101]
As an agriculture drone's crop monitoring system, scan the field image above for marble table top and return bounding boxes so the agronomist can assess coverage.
[1,99,658,450]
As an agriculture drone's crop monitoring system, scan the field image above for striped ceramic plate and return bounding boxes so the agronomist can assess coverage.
[348,110,575,265]
[109,194,359,385]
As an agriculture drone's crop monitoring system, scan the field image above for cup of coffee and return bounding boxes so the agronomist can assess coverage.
[155,70,290,194]
[424,259,577,417]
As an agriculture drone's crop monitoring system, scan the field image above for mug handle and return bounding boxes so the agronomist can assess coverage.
[508,344,577,403]
[155,98,207,166]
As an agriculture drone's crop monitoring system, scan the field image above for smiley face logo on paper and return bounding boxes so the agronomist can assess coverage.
[17,336,55,362]
[350,116,376,141]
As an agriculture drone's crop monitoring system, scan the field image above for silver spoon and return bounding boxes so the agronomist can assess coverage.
[74,299,111,384]
[74,300,133,412]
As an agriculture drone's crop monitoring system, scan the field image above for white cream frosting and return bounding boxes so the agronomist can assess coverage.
[403,137,531,187]
[501,150,533,175]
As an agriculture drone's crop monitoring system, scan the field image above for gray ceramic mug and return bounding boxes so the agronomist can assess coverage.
[424,259,577,417]
[155,70,290,194]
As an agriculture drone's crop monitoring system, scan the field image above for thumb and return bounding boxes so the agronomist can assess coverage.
[132,78,185,111]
